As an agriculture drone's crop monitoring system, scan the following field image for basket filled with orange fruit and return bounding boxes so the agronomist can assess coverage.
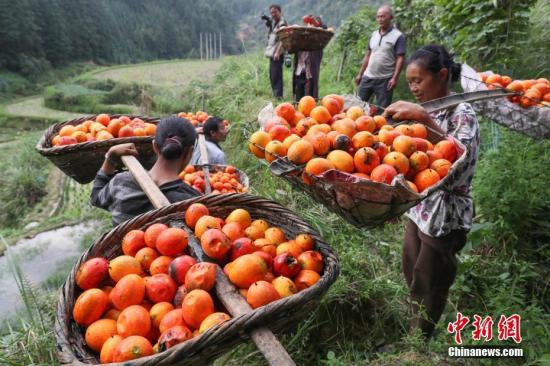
[247,95,468,228]
[276,16,335,53]
[462,67,550,139]
[36,114,159,184]
[177,111,230,129]
[179,164,249,195]
[56,193,339,365]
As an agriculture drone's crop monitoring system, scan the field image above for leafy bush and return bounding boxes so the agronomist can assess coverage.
[473,121,550,247]
[43,83,106,112]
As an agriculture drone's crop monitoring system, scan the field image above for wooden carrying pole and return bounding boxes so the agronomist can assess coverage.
[198,133,212,194]
[120,155,296,366]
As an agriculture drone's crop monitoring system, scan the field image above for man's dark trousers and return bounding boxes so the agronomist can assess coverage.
[358,76,393,108]
[270,57,284,98]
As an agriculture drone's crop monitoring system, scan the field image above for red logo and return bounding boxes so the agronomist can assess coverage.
[448,313,522,344]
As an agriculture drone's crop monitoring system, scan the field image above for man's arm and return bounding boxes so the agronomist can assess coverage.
[273,41,283,61]
[387,54,404,90]
[388,34,407,90]
[355,49,371,85]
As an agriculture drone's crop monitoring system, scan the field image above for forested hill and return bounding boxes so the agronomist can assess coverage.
[228,0,381,51]
[0,0,239,76]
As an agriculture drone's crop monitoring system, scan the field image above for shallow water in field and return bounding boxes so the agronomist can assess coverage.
[0,221,101,321]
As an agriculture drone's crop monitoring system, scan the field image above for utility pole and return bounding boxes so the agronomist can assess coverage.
[206,33,209,61]
[200,33,203,60]
[219,32,222,58]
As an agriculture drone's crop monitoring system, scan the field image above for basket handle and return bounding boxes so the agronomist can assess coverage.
[121,155,296,366]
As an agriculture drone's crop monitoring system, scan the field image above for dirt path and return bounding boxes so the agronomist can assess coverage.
[4,96,81,121]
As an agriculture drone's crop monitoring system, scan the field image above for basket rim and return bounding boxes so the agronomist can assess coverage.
[36,114,160,155]
[56,193,340,365]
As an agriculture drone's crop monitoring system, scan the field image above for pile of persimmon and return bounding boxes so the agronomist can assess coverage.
[51,114,156,146]
[248,95,459,193]
[185,204,324,309]
[72,224,231,363]
[478,72,550,108]
[177,111,230,128]
[179,165,247,194]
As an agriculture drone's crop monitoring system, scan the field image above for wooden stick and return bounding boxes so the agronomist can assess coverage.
[120,155,296,366]
[198,134,212,194]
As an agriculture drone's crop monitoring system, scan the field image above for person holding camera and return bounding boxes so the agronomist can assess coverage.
[263,5,287,98]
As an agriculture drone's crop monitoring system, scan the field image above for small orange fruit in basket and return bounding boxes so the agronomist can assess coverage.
[298,96,316,117]
[182,289,215,329]
[272,276,298,298]
[199,312,231,333]
[100,335,122,364]
[117,304,151,338]
[156,228,188,256]
[185,203,209,229]
[327,150,354,173]
[434,140,458,163]
[144,274,177,303]
[109,256,142,282]
[121,230,147,257]
[287,139,314,165]
[355,116,376,133]
[321,97,342,116]
[112,335,154,362]
[149,302,174,328]
[393,135,417,157]
[226,254,268,289]
[159,308,186,333]
[310,106,332,124]
[275,102,296,123]
[370,164,397,184]
[85,318,117,352]
[96,114,111,126]
[265,140,287,163]
[194,215,221,238]
[246,281,281,309]
[430,158,452,178]
[409,151,430,175]
[294,270,321,291]
[110,273,145,310]
[410,123,428,139]
[226,208,252,228]
[414,168,440,192]
[354,147,380,175]
[73,290,110,327]
[373,115,388,130]
[383,151,410,175]
[345,106,365,120]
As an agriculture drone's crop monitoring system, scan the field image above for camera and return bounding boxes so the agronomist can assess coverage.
[261,13,272,29]
[284,53,292,68]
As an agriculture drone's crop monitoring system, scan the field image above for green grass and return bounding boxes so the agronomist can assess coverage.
[82,59,221,88]
[3,96,82,121]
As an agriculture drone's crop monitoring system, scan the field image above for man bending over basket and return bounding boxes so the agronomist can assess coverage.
[383,44,480,340]
[91,116,200,226]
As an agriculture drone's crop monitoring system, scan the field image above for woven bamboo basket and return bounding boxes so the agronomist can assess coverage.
[36,115,160,184]
[246,119,468,229]
[56,193,339,365]
[276,26,334,53]
[192,164,250,191]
